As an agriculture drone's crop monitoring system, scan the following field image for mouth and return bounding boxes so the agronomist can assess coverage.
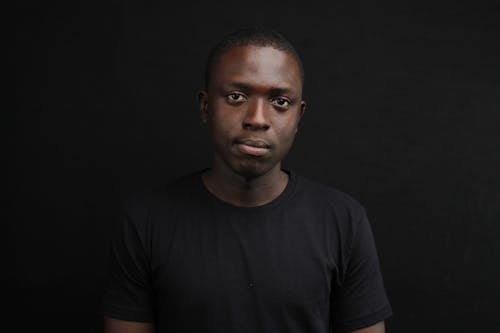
[234,138,271,156]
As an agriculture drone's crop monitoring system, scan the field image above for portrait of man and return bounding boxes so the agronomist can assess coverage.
[101,27,392,333]
[13,2,500,332]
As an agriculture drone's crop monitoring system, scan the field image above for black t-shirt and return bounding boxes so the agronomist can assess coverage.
[102,171,392,332]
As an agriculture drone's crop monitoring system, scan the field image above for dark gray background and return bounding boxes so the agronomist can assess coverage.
[13,0,500,332]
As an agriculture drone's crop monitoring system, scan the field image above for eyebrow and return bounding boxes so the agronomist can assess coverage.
[226,82,294,95]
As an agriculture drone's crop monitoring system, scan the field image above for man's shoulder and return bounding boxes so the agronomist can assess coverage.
[293,173,366,215]
[122,170,205,213]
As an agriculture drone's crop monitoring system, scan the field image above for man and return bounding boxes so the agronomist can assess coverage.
[102,27,392,333]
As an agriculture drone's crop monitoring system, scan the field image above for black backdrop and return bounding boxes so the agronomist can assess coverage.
[13,1,500,332]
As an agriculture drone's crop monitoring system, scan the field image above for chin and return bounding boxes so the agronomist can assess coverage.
[232,160,277,179]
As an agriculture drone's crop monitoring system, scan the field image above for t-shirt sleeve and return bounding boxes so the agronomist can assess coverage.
[101,203,155,322]
[331,209,392,332]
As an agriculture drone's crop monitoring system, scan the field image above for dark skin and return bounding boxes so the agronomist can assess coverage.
[199,45,305,207]
[104,45,385,333]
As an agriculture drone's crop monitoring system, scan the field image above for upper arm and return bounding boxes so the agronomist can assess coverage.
[104,317,155,333]
[101,204,156,323]
[331,209,392,331]
[349,321,385,333]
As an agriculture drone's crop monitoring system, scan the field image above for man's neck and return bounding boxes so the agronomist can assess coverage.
[202,164,289,208]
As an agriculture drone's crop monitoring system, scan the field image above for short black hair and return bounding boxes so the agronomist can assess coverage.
[204,26,304,89]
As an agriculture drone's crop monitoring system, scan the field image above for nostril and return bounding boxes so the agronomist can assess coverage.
[243,122,270,130]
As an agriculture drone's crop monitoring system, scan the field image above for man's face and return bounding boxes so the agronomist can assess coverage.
[199,45,305,179]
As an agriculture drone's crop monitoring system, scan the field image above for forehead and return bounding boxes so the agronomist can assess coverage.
[210,46,302,93]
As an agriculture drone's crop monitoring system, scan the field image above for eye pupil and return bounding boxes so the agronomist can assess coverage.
[273,97,289,108]
[229,93,242,101]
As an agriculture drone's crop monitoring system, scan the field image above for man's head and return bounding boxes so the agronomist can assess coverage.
[199,27,306,179]
[204,26,305,90]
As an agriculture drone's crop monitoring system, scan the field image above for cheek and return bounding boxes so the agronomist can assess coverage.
[208,116,234,146]
[284,130,298,146]
[276,119,299,140]
[274,129,298,155]
[210,101,239,126]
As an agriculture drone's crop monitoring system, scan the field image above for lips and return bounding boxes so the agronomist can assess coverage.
[234,138,271,156]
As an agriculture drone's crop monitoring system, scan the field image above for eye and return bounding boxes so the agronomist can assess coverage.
[226,92,247,103]
[271,97,291,110]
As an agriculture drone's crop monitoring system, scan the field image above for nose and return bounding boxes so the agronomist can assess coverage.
[242,98,270,131]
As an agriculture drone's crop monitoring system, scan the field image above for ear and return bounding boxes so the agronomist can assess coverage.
[198,90,209,123]
[299,100,306,118]
[295,100,306,134]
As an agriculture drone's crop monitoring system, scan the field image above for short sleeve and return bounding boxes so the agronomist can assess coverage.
[101,203,155,322]
[331,211,392,332]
